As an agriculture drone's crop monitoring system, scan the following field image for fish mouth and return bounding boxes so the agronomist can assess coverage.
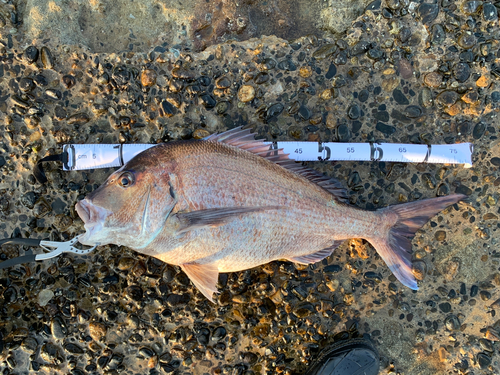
[76,199,102,225]
[76,199,91,223]
[76,199,112,245]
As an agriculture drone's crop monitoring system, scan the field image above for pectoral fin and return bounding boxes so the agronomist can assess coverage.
[181,262,220,303]
[174,206,281,234]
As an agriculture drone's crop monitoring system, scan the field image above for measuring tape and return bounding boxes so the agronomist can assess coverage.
[61,142,473,171]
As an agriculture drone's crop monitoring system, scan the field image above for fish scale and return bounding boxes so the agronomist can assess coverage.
[76,127,466,302]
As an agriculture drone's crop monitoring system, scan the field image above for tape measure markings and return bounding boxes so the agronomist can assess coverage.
[62,142,473,171]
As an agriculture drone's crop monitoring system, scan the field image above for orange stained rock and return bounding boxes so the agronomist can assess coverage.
[476,75,489,88]
[444,101,463,116]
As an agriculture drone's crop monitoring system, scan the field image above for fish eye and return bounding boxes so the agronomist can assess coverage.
[118,172,134,188]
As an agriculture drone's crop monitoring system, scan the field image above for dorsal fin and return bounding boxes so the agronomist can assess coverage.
[204,127,349,202]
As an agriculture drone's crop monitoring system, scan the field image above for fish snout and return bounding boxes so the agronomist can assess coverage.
[76,199,110,225]
[76,199,91,223]
[76,199,114,246]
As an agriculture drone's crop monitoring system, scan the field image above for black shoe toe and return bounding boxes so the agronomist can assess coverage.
[304,338,380,375]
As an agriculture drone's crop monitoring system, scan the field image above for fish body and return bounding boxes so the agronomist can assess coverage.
[76,127,465,301]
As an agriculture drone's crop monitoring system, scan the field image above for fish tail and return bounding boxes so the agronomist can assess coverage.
[370,194,466,290]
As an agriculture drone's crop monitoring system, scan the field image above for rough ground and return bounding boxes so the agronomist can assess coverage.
[17,0,372,52]
[0,0,500,374]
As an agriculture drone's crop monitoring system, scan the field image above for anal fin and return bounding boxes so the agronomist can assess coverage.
[180,262,220,303]
[287,241,342,264]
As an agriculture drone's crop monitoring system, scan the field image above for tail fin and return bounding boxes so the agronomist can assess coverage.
[371,194,466,290]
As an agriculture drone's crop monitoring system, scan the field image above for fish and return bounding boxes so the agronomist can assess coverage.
[76,127,465,302]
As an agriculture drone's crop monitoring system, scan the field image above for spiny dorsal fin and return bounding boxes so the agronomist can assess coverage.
[205,127,349,202]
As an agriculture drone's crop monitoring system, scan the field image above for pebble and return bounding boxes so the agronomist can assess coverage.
[476,75,489,88]
[215,101,229,114]
[212,326,227,341]
[51,316,67,340]
[470,285,479,297]
[325,63,337,79]
[435,230,446,241]
[160,100,175,117]
[19,77,35,92]
[64,343,84,354]
[113,65,131,86]
[477,353,491,369]
[412,261,427,280]
[140,69,157,87]
[462,91,478,104]
[215,76,231,89]
[485,327,500,341]
[297,105,311,121]
[398,59,413,79]
[418,3,439,24]
[347,104,360,119]
[444,315,460,331]
[490,157,500,167]
[320,88,334,100]
[21,337,38,354]
[23,46,38,64]
[40,46,54,69]
[193,129,210,139]
[313,44,337,59]
[351,41,370,56]
[89,322,107,341]
[431,24,445,45]
[439,302,452,313]
[479,339,493,352]
[277,59,297,71]
[392,89,409,105]
[462,0,482,15]
[254,72,269,84]
[199,94,216,109]
[67,112,90,125]
[266,103,284,119]
[480,290,491,301]
[358,89,369,102]
[326,279,340,292]
[62,74,76,89]
[435,91,458,107]
[473,122,486,139]
[366,0,381,11]
[376,122,396,135]
[337,124,350,141]
[367,48,383,60]
[437,183,450,196]
[238,85,255,102]
[41,342,63,364]
[452,63,470,83]
[299,66,313,78]
[46,89,62,100]
[424,72,442,88]
[38,289,54,306]
[404,105,422,118]
[24,115,40,129]
[398,27,411,43]
[457,33,477,49]
[421,87,433,108]
[483,2,498,20]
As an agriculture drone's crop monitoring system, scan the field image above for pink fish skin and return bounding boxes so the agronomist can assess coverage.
[76,127,466,302]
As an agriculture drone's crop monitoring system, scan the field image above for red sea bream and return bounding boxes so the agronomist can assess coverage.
[76,127,465,302]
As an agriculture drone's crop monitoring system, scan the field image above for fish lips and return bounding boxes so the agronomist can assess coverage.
[76,199,112,245]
